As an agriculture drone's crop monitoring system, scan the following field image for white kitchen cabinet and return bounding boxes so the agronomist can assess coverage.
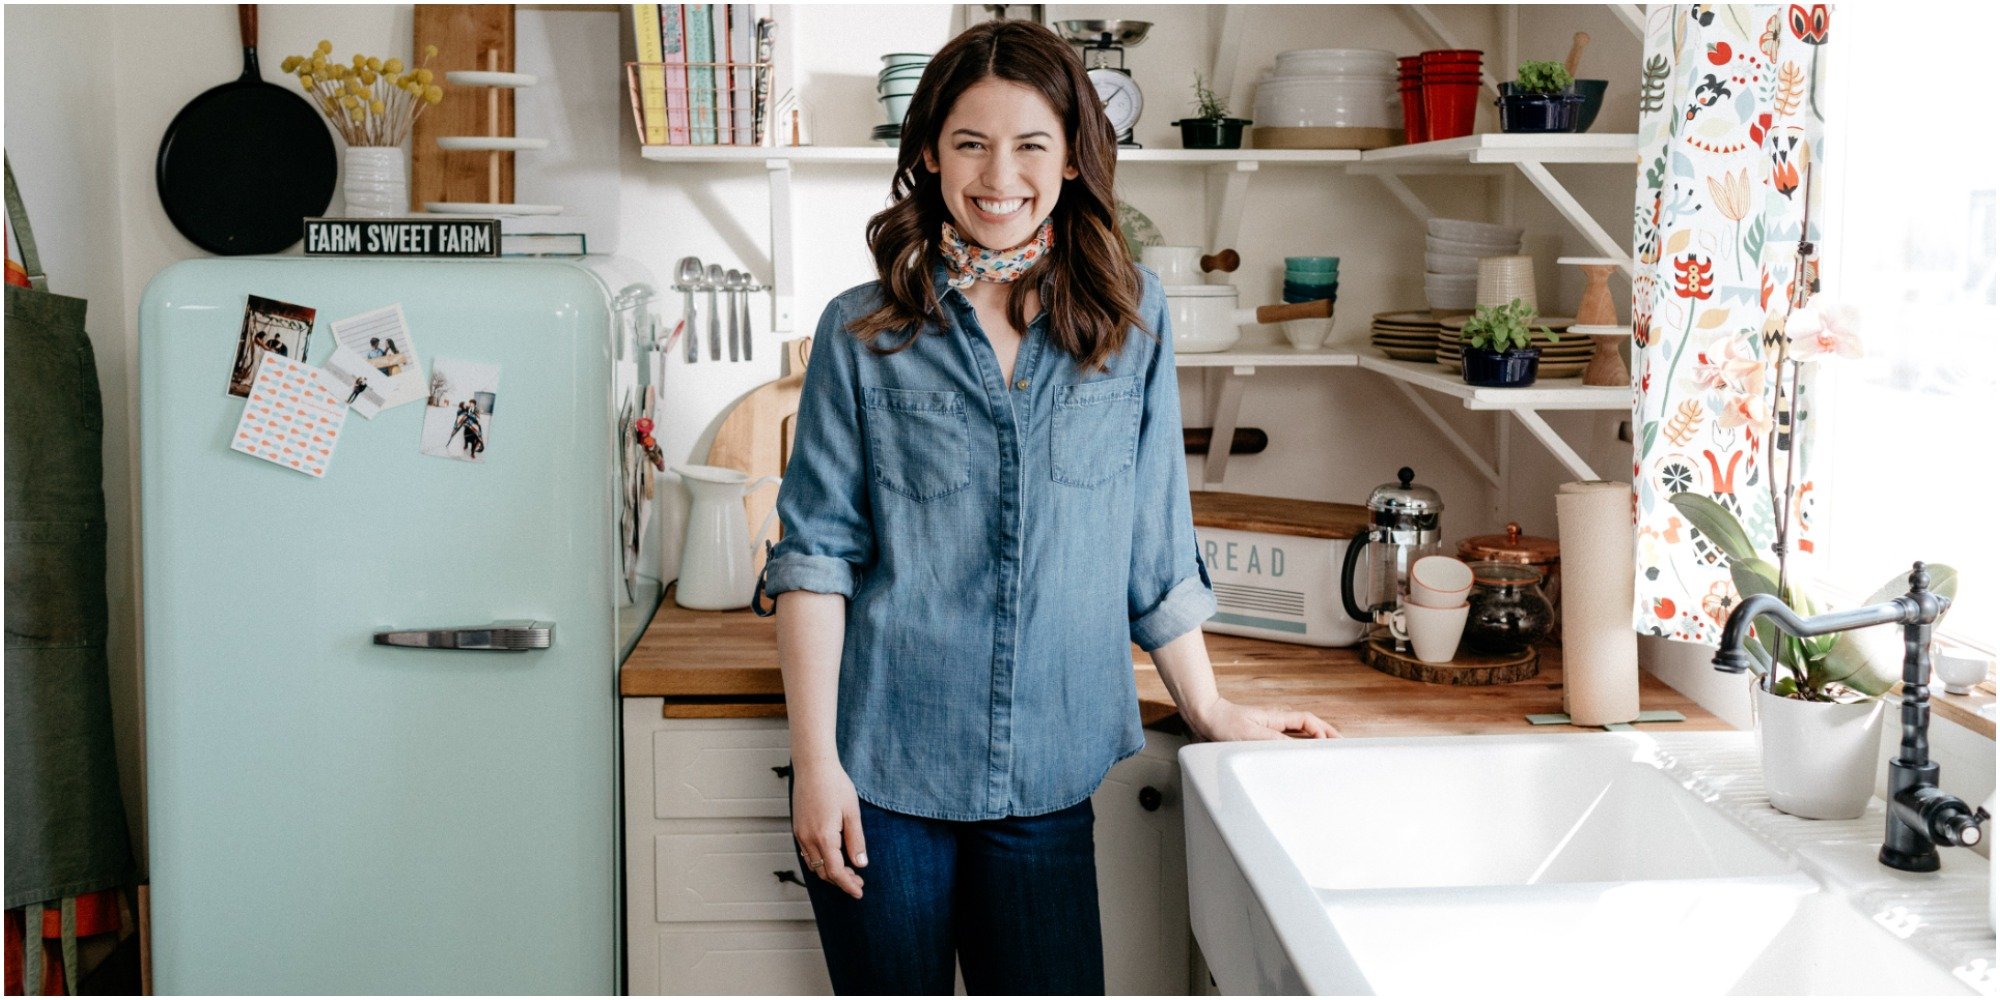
[623,699,1200,994]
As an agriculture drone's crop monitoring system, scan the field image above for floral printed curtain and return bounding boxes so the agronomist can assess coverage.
[1630,4,1830,643]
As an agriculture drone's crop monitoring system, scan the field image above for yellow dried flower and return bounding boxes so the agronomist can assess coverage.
[316,39,332,54]
[361,70,378,85]
[281,55,301,73]
[383,58,403,74]
[415,68,434,85]
[425,84,443,104]
[370,100,386,114]
[299,74,315,88]
[352,53,365,68]
[340,94,359,109]
[365,56,381,72]
[424,44,439,59]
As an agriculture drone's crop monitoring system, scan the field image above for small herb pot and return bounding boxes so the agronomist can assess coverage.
[1495,83,1584,133]
[1460,344,1541,387]
[1172,117,1251,150]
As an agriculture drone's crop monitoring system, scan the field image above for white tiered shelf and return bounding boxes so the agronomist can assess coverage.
[638,145,1362,165]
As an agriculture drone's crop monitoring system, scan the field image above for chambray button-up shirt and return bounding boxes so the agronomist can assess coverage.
[754,260,1215,821]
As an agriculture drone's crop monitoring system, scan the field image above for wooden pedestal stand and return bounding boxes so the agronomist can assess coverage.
[1559,256,1632,388]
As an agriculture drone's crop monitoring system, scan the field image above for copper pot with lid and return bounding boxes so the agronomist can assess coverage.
[1458,522,1561,636]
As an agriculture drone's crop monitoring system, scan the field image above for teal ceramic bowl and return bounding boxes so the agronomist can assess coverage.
[1284,256,1341,273]
[881,52,931,67]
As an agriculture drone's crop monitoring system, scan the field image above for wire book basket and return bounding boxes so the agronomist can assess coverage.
[626,61,773,146]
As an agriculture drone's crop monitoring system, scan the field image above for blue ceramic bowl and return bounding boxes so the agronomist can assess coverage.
[1284,256,1340,272]
[1285,271,1339,286]
[1283,291,1339,305]
[1284,280,1340,296]
[1572,80,1608,132]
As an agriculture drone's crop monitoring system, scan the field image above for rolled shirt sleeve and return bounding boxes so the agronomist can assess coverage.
[1126,272,1217,651]
[755,297,877,606]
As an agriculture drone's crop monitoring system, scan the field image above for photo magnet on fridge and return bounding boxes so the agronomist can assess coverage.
[228,295,316,398]
[419,357,500,464]
[322,346,391,419]
[328,304,426,413]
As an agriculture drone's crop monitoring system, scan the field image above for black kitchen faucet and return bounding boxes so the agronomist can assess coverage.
[1712,562,1989,872]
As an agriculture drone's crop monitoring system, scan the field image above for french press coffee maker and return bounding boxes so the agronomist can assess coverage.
[1340,467,1445,644]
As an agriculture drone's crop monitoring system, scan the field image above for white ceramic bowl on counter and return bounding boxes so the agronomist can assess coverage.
[1253,76,1398,129]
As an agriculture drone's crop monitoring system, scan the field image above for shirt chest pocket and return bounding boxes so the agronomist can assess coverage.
[863,386,971,502]
[1051,376,1141,489]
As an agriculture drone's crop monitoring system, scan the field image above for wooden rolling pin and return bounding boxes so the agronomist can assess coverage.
[1200,248,1240,273]
[1564,32,1590,77]
[1254,298,1334,323]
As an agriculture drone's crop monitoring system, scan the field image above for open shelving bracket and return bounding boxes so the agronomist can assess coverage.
[1509,407,1602,481]
[764,157,795,332]
[1385,380,1502,489]
[1510,160,1631,272]
[1205,161,1258,253]
[1368,174,1437,222]
[1198,364,1257,489]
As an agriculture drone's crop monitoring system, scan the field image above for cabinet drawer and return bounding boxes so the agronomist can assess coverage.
[655,831,814,922]
[654,925,831,995]
[653,722,792,819]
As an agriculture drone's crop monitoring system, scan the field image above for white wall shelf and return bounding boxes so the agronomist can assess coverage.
[640,145,1363,327]
[1356,355,1625,486]
[1175,346,1358,488]
[1352,132,1637,166]
[638,145,1363,165]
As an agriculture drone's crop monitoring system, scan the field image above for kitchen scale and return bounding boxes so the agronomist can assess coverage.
[1055,19,1150,148]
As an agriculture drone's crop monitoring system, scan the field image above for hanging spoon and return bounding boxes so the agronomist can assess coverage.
[675,255,703,364]
[705,262,725,361]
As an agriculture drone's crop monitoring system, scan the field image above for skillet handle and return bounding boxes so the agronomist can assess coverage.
[238,5,260,77]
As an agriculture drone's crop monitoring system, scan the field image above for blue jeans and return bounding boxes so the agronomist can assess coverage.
[787,769,1105,995]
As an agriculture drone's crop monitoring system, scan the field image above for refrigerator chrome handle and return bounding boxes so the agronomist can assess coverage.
[372,620,554,651]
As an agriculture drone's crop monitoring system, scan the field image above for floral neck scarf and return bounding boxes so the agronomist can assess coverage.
[938,217,1053,289]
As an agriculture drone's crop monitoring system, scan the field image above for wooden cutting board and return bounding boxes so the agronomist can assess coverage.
[412,4,515,209]
[704,337,812,580]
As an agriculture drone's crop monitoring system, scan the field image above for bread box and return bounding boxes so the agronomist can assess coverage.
[1190,491,1371,647]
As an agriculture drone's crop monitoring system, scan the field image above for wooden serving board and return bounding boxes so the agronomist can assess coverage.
[412,4,515,210]
[1362,638,1539,686]
[704,337,812,581]
[1189,490,1370,539]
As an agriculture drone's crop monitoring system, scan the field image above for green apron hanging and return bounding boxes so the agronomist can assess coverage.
[4,157,136,933]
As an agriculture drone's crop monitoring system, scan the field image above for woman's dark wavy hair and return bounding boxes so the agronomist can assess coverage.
[847,19,1146,374]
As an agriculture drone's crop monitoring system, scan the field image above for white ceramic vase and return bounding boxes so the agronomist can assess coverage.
[1753,679,1887,820]
[343,146,408,218]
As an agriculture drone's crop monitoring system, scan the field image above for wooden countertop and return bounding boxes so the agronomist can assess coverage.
[623,586,1731,736]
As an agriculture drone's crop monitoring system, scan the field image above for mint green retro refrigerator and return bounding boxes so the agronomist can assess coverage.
[140,257,663,994]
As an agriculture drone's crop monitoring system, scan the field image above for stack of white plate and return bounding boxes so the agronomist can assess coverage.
[1253,49,1398,129]
[1424,218,1523,315]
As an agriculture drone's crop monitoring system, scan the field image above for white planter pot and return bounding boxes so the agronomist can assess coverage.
[343,146,409,218]
[1753,681,1887,820]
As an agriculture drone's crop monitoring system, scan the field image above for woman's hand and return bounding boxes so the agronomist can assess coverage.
[790,759,868,900]
[1188,696,1340,742]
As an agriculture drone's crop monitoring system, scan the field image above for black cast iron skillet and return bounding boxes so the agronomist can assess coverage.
[157,4,337,255]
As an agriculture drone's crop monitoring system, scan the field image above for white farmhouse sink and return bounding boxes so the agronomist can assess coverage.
[1182,732,1992,995]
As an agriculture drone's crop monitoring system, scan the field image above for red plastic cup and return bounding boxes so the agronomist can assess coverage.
[1399,85,1426,144]
[1422,79,1480,141]
[1421,49,1484,62]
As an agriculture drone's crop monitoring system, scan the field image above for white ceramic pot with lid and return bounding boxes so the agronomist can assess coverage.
[1163,283,1335,354]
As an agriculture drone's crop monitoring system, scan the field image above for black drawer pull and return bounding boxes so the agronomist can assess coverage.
[772,764,793,779]
[774,869,805,887]
[1138,785,1163,812]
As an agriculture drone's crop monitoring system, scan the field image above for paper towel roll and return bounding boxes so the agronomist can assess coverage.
[1557,480,1640,726]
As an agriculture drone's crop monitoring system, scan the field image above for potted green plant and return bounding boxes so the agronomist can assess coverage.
[1666,296,1958,820]
[1496,59,1584,133]
[1171,72,1250,149]
[1458,298,1556,387]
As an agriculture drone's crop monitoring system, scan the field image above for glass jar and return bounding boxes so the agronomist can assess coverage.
[1463,561,1555,654]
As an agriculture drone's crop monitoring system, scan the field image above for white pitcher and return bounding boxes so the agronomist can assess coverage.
[670,464,781,611]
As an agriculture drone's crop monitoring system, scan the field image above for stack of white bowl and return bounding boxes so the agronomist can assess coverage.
[1423,218,1523,316]
[1253,49,1399,129]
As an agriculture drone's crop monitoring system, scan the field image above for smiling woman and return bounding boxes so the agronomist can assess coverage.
[748,16,1336,997]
